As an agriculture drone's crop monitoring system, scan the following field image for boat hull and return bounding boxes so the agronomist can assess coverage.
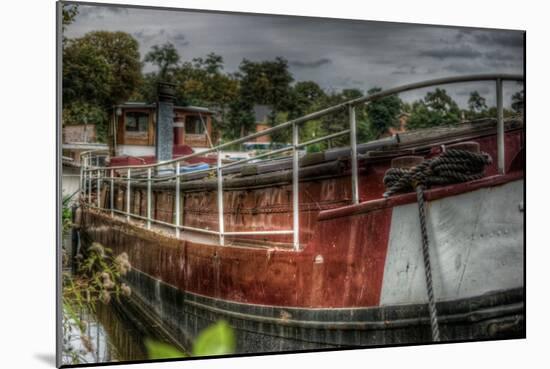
[79,174,524,352]
[123,267,523,352]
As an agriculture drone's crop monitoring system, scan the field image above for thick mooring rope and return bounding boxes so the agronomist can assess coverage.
[383,149,492,198]
[383,149,492,342]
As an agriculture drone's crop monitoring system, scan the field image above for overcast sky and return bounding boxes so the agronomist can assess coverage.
[65,3,524,107]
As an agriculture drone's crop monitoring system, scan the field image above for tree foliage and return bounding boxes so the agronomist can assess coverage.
[468,91,488,112]
[62,4,79,37]
[408,88,461,129]
[63,31,142,108]
[511,90,524,113]
[365,87,402,139]
[144,42,180,80]
[62,31,142,142]
[223,58,295,140]
[238,57,294,112]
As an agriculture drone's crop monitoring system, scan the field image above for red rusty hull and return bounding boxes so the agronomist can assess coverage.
[83,127,524,309]
[83,173,522,310]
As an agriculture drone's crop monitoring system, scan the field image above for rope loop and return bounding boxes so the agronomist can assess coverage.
[383,149,492,197]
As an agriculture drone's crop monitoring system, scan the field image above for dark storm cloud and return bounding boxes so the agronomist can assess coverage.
[419,46,482,60]
[172,32,190,46]
[484,50,521,61]
[443,62,479,73]
[76,5,128,19]
[289,58,332,68]
[455,84,491,96]
[474,32,523,49]
[132,28,163,43]
[392,65,418,75]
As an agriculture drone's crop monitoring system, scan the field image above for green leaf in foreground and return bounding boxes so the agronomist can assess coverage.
[192,320,236,356]
[145,339,187,359]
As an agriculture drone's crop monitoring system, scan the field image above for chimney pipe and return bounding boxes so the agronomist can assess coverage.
[155,82,175,162]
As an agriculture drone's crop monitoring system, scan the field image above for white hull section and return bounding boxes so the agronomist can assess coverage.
[380,179,524,306]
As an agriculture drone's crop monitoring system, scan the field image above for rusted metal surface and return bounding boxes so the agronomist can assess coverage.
[83,173,522,309]
[81,126,524,311]
[391,156,424,168]
[83,199,391,308]
[445,141,480,153]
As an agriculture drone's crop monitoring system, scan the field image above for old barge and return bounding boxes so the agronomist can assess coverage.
[77,74,524,353]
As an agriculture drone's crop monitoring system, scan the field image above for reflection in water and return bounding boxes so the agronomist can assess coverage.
[62,292,149,364]
[95,301,148,361]
[62,230,149,365]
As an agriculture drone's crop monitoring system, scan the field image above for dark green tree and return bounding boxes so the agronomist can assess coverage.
[63,40,113,107]
[467,91,488,112]
[225,99,255,141]
[511,90,524,113]
[192,53,224,75]
[144,42,180,80]
[71,31,142,106]
[365,87,402,138]
[408,88,461,129]
[61,3,79,39]
[224,58,294,140]
[237,57,294,113]
[289,81,327,119]
[62,31,142,142]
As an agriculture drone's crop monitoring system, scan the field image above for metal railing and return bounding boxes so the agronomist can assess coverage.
[80,73,523,251]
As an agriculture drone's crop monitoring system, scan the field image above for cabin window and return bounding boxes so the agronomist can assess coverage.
[185,115,205,134]
[125,112,149,132]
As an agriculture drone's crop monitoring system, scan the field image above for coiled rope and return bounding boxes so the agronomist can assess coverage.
[383,148,492,342]
[383,149,492,198]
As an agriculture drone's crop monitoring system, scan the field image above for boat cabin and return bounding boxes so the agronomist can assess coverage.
[111,102,214,157]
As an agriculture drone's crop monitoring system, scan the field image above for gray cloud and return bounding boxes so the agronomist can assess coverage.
[392,65,418,75]
[419,46,482,60]
[289,58,332,68]
[65,4,524,108]
[132,28,162,43]
[484,50,521,61]
[443,62,480,73]
[474,32,523,49]
[172,32,189,46]
[455,85,491,96]
[75,5,128,19]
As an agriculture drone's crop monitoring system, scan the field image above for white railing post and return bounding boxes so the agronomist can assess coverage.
[82,169,87,202]
[292,122,300,250]
[147,167,152,230]
[97,169,101,209]
[88,168,92,204]
[217,151,225,246]
[496,78,505,174]
[79,163,83,196]
[175,162,181,238]
[126,168,131,222]
[349,105,359,204]
[110,169,114,217]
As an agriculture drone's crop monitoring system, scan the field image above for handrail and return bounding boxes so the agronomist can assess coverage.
[80,73,524,251]
[84,73,523,172]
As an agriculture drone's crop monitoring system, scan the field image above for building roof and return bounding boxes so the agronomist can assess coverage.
[62,143,109,150]
[113,102,214,114]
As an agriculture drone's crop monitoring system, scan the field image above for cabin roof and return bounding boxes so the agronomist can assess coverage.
[113,102,214,114]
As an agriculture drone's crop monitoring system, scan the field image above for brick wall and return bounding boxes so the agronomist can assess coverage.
[63,124,97,143]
